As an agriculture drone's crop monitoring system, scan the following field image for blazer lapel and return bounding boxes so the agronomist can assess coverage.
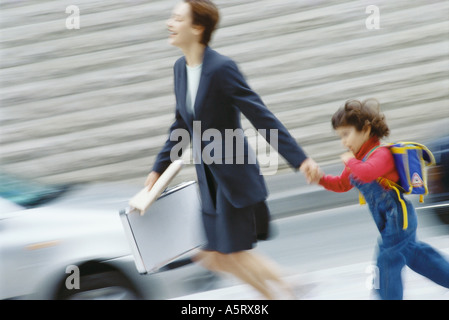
[175,47,214,123]
[175,57,190,123]
[193,47,213,119]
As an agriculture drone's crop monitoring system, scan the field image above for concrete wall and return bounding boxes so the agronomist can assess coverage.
[1,0,448,186]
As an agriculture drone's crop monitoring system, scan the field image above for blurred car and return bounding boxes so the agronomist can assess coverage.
[0,171,216,300]
[427,135,449,225]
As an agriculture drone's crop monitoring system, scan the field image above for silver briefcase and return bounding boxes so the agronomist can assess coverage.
[119,181,205,274]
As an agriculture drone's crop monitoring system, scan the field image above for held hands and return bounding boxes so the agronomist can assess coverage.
[299,158,323,184]
[147,158,330,189]
[299,152,354,185]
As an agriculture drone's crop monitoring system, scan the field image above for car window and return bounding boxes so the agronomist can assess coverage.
[0,171,71,208]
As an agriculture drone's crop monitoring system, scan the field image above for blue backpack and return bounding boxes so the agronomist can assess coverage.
[362,141,435,229]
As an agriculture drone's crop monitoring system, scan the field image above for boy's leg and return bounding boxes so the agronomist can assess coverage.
[405,241,449,288]
[376,247,406,300]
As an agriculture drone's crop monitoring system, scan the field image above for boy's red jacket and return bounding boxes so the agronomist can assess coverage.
[319,136,400,192]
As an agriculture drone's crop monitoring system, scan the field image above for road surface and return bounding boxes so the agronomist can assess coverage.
[174,201,449,300]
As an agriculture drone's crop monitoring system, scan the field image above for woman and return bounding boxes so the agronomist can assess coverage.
[145,0,317,299]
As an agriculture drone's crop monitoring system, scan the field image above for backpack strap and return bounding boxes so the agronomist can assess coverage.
[378,178,409,230]
[358,145,382,205]
[358,145,381,206]
[360,144,408,230]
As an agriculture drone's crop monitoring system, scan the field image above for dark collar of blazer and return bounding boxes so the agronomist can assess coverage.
[174,46,220,125]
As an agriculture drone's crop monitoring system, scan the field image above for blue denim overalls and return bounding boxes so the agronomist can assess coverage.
[351,177,449,300]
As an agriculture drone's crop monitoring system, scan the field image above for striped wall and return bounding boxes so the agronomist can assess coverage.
[1,0,448,185]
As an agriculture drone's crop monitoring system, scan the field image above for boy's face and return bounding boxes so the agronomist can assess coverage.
[336,125,371,155]
[167,2,202,48]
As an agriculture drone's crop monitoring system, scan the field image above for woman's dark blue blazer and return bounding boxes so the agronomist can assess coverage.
[153,46,307,214]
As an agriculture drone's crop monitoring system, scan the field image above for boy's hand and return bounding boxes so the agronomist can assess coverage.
[340,151,355,164]
[311,164,324,184]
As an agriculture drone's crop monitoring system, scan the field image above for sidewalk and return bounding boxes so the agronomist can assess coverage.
[173,236,449,300]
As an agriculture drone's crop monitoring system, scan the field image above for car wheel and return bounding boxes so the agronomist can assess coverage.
[56,270,141,300]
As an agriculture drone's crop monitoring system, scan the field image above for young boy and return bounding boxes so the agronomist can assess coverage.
[310,98,449,300]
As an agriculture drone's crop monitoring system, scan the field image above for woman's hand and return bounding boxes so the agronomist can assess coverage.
[300,158,323,184]
[144,171,161,191]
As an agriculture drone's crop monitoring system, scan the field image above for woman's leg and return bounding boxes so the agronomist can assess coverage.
[194,250,275,299]
[244,250,295,298]
[194,249,296,299]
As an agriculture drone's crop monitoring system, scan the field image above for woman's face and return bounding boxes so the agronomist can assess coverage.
[166,2,201,48]
[336,125,371,155]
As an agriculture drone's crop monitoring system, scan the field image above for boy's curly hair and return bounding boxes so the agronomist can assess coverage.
[331,98,390,138]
